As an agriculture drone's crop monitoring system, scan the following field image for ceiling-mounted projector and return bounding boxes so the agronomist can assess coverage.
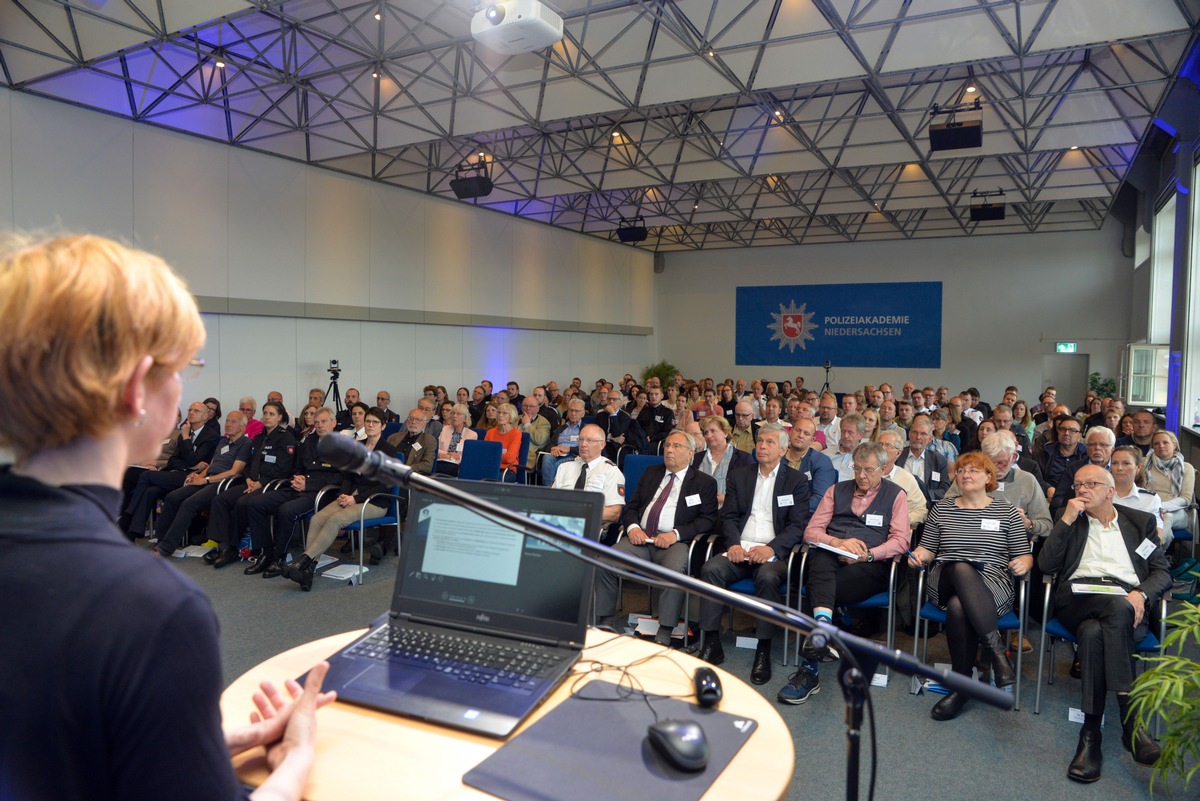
[471,1,564,55]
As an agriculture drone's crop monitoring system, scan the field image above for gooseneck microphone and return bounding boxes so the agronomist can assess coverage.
[317,433,414,487]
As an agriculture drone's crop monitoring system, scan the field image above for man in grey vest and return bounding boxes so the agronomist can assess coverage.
[777,442,911,705]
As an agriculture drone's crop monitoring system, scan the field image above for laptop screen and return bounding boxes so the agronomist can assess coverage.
[395,481,603,642]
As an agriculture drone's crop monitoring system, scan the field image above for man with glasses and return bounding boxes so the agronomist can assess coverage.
[877,429,929,529]
[1038,465,1170,782]
[816,392,840,450]
[1033,404,1073,458]
[991,403,1031,453]
[1037,414,1086,495]
[831,413,868,481]
[594,430,718,646]
[730,401,756,454]
[894,415,951,502]
[551,423,624,535]
[375,391,399,424]
[1050,426,1115,516]
[387,408,437,475]
[785,442,910,704]
[540,399,587,485]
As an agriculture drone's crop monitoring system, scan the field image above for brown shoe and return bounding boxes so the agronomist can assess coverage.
[1009,632,1033,653]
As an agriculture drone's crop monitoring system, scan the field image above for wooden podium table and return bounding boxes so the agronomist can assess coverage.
[222,629,794,801]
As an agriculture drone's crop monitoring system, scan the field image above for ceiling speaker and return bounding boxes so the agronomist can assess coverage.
[930,119,982,151]
[969,203,1005,222]
[450,175,493,199]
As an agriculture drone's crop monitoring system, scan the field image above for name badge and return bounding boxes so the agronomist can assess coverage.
[569,435,578,442]
[865,514,884,527]
[981,518,1000,532]
[1135,538,1157,559]
[221,445,229,454]
[411,442,422,451]
[685,493,701,507]
[777,495,794,508]
[264,454,276,464]
[931,471,940,482]
[996,481,1005,492]
[804,471,812,481]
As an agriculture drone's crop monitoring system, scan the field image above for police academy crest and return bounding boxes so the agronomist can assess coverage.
[768,300,816,352]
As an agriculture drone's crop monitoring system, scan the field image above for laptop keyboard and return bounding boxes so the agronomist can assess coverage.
[348,626,563,691]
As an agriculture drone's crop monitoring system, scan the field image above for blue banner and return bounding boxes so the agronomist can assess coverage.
[735,282,942,368]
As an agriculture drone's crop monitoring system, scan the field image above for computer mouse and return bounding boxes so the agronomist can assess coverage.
[646,719,710,772]
[693,666,722,708]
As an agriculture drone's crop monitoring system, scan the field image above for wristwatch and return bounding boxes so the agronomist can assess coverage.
[866,551,875,563]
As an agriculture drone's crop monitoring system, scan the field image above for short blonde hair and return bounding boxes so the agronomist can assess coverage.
[0,234,204,460]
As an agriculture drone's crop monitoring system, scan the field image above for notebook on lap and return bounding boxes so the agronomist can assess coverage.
[318,480,603,738]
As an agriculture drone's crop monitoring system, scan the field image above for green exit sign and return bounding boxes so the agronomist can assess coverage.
[1056,342,1077,353]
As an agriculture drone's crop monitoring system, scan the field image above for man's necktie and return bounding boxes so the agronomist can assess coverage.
[644,473,676,536]
[574,462,588,489]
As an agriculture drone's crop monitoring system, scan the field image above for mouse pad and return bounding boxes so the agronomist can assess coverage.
[463,679,758,801]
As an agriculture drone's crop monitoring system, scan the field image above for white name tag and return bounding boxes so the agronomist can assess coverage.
[655,415,664,423]
[411,442,422,451]
[569,435,578,442]
[931,471,940,482]
[804,471,812,481]
[777,495,794,507]
[264,454,276,463]
[996,482,1005,492]
[981,518,1000,532]
[221,445,229,454]
[865,514,884,527]
[1135,538,1157,559]
[685,493,701,507]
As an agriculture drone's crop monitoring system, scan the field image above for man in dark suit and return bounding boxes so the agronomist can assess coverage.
[120,400,220,538]
[1038,465,1171,783]
[893,415,951,502]
[594,429,719,646]
[693,425,811,684]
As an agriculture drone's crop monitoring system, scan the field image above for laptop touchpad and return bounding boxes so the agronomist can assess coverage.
[347,664,427,696]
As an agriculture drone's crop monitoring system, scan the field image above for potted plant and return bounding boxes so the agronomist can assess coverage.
[642,360,679,388]
[1127,597,1200,795]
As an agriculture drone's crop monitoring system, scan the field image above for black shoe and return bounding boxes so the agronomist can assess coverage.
[284,555,316,592]
[339,540,353,555]
[1068,729,1103,783]
[800,631,833,662]
[696,637,725,666]
[751,647,772,685]
[1070,652,1082,679]
[368,543,384,565]
[244,555,274,575]
[211,548,239,569]
[930,691,968,721]
[262,558,288,579]
[1121,725,1161,766]
[202,548,220,565]
[980,630,1015,688]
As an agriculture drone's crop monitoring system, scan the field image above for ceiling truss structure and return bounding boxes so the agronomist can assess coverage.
[2,0,1198,251]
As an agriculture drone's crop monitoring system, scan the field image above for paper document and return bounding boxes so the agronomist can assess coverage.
[816,541,860,560]
[1071,583,1128,596]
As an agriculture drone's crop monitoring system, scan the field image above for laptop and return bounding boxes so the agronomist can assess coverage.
[317,480,604,738]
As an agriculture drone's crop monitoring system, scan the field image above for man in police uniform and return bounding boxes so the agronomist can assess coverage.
[552,424,624,539]
[642,386,676,448]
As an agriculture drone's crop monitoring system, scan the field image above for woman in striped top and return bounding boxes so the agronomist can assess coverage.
[909,451,1033,721]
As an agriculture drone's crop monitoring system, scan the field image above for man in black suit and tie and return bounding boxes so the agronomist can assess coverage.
[893,415,951,502]
[1038,465,1171,783]
[693,424,811,684]
[594,429,719,646]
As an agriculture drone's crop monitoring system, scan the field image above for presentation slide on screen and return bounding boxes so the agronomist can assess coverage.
[418,505,523,586]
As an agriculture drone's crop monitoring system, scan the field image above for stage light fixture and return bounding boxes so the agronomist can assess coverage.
[450,158,493,200]
[617,216,648,243]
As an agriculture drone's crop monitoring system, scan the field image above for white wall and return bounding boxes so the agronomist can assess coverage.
[0,88,655,414]
[655,224,1133,405]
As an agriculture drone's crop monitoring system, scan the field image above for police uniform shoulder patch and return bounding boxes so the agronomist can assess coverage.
[617,485,625,496]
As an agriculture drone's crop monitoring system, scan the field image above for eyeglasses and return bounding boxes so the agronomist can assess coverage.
[852,465,881,474]
[663,442,691,450]
[1059,428,1081,435]
[956,467,985,475]
[578,437,606,444]
[364,419,382,426]
[179,357,205,381]
[1071,480,1105,492]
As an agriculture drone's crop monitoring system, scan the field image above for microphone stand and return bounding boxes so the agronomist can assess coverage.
[327,443,1014,801]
